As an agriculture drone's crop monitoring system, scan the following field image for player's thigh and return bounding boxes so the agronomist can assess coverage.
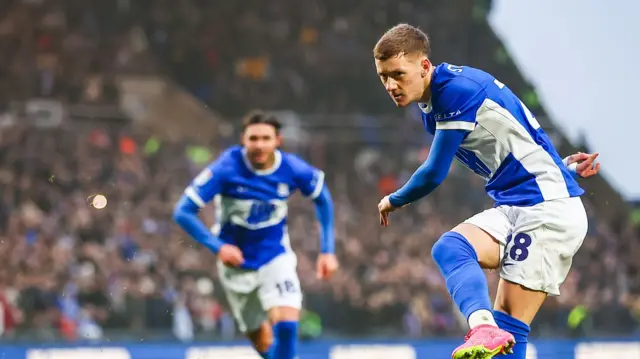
[456,207,513,270]
[257,253,303,323]
[217,262,266,334]
[496,197,588,323]
[220,284,267,334]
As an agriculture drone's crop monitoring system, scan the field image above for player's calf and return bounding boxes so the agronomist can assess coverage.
[247,322,274,359]
[269,306,300,359]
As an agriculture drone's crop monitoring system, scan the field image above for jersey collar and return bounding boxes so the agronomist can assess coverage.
[241,148,282,175]
[417,67,437,114]
[418,102,432,113]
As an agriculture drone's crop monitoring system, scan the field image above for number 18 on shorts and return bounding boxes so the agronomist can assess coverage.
[217,253,303,333]
[466,197,588,296]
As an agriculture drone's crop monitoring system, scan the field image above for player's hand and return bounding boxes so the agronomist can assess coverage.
[316,254,339,280]
[566,152,600,178]
[378,195,401,227]
[218,244,244,267]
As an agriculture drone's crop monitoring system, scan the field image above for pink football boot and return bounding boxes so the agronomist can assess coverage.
[452,324,515,359]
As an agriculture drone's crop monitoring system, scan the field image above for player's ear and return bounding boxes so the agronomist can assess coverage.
[275,134,282,148]
[421,58,431,76]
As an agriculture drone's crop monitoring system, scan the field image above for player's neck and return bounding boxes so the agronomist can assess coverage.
[420,87,432,104]
[419,66,435,103]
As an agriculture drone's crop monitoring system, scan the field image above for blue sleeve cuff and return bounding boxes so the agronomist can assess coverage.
[173,195,225,253]
[313,185,335,254]
[563,158,580,179]
[388,194,405,208]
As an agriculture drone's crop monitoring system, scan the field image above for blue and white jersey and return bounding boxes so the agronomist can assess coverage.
[419,63,583,206]
[184,145,324,269]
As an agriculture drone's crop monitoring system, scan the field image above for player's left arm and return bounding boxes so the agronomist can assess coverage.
[563,152,600,178]
[292,156,338,279]
[312,185,335,255]
[311,184,339,279]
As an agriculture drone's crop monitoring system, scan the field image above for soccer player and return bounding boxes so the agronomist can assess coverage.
[373,24,600,359]
[173,111,338,359]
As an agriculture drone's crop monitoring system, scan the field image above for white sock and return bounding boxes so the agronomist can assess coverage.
[468,309,497,328]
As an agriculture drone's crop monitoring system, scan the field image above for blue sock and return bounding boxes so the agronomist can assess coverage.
[272,321,298,359]
[494,311,530,359]
[431,232,493,320]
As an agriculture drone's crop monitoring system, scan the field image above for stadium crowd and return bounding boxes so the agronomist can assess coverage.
[0,0,524,116]
[0,121,638,342]
[0,0,639,344]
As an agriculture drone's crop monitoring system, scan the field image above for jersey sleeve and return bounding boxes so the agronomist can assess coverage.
[184,154,230,208]
[434,77,485,132]
[288,155,325,199]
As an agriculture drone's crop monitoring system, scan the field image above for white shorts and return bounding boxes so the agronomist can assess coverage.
[464,197,588,296]
[217,252,303,333]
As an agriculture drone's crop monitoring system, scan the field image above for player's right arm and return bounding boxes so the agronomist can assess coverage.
[379,76,483,226]
[387,77,483,209]
[173,154,243,265]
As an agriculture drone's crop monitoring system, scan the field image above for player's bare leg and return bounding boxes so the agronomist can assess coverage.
[491,279,546,359]
[432,223,515,359]
[494,280,546,325]
[247,322,274,358]
[453,223,502,269]
[268,306,300,359]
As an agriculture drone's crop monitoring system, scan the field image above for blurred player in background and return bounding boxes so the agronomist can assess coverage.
[373,24,600,359]
[173,111,338,359]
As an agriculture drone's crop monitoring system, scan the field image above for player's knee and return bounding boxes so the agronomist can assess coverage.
[431,233,451,264]
[268,306,300,324]
[248,323,273,353]
[431,231,477,267]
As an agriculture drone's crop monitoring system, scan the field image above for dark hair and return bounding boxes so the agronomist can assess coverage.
[241,110,282,134]
[373,23,430,61]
